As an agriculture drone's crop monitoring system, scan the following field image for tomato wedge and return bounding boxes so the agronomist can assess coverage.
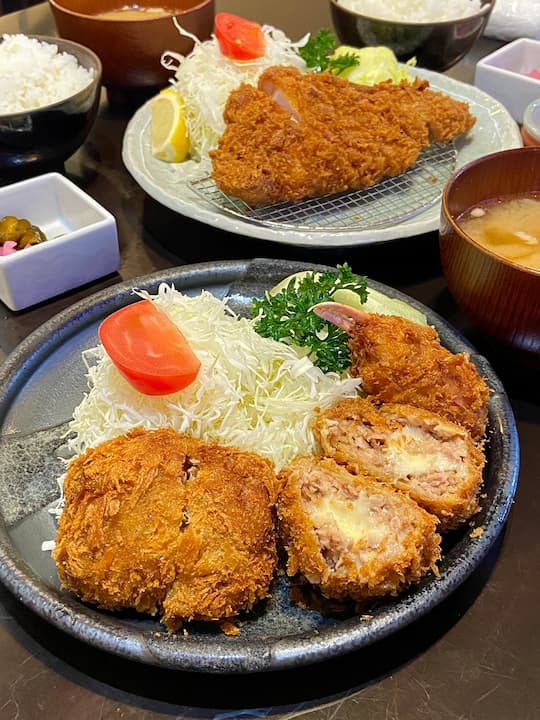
[98,300,201,396]
[214,12,266,61]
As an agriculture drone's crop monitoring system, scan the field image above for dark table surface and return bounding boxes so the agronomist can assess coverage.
[0,3,539,719]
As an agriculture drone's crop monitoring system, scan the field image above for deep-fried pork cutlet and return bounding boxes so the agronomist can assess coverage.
[362,77,478,143]
[315,397,485,531]
[276,456,441,603]
[312,303,490,443]
[52,428,277,631]
[210,66,475,206]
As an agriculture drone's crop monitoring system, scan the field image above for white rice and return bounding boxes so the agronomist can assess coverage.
[0,34,95,114]
[337,0,484,22]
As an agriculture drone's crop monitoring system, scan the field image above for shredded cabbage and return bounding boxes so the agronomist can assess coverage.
[67,286,361,471]
[160,22,306,169]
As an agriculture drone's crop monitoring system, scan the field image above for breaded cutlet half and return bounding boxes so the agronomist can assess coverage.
[210,82,323,206]
[346,75,476,143]
[276,455,441,603]
[314,397,485,531]
[53,427,278,631]
[162,440,278,629]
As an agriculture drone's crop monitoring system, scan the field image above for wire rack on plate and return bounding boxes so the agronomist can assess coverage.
[188,142,457,232]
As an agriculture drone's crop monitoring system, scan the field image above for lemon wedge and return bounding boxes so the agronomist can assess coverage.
[150,87,190,163]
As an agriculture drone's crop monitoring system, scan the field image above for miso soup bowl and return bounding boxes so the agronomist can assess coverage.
[49,0,215,102]
[439,147,540,363]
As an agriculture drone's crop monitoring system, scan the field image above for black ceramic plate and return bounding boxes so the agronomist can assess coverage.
[0,259,519,674]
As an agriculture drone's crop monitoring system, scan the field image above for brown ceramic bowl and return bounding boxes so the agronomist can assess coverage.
[439,147,540,363]
[48,0,214,102]
[329,0,495,72]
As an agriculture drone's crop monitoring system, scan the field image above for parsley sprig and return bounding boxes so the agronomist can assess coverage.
[250,263,367,374]
[297,29,360,75]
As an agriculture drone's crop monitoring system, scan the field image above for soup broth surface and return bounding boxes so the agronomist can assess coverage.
[458,194,540,272]
[94,5,171,19]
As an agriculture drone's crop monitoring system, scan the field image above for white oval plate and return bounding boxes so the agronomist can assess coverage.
[122,68,522,248]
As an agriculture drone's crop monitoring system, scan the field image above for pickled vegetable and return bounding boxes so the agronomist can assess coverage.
[0,215,47,254]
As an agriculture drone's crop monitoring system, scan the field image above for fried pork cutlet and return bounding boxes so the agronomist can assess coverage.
[52,428,277,631]
[357,77,478,143]
[276,456,441,603]
[315,397,485,531]
[312,303,490,443]
[210,66,475,206]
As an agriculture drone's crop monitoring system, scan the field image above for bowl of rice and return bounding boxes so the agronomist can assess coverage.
[0,34,101,177]
[329,0,495,72]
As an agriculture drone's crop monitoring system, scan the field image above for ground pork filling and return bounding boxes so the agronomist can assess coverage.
[321,415,471,499]
[299,467,417,574]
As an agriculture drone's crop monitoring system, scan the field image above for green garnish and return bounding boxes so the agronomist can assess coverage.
[250,263,368,374]
[296,29,360,75]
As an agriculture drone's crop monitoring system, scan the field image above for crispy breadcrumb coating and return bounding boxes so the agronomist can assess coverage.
[315,397,485,531]
[210,66,475,205]
[277,456,441,603]
[52,428,277,631]
[312,303,490,443]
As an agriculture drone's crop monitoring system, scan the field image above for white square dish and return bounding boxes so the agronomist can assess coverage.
[0,172,119,311]
[474,37,540,123]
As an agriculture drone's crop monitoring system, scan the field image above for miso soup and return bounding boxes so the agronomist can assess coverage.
[457,194,540,272]
[94,5,172,20]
